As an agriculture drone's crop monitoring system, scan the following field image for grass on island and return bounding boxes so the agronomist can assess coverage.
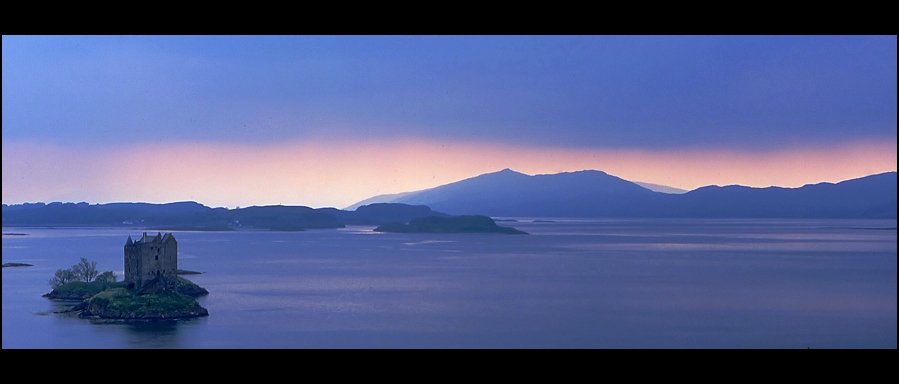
[87,288,199,316]
[47,276,209,319]
[46,277,206,300]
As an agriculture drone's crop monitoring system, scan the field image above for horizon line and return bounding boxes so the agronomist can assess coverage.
[4,168,895,210]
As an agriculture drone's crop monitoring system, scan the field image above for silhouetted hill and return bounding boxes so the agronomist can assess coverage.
[0,201,212,227]
[343,192,419,211]
[225,205,343,230]
[658,171,898,218]
[374,168,659,217]
[351,169,897,219]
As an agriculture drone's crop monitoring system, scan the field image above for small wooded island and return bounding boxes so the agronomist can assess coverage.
[2,262,33,268]
[44,232,209,320]
[374,215,528,234]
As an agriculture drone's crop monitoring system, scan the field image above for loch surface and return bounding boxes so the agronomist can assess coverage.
[3,219,896,348]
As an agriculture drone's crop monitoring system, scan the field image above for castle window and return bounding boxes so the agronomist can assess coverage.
[155,255,158,260]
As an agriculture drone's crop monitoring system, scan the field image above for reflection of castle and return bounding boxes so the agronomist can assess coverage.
[124,232,178,294]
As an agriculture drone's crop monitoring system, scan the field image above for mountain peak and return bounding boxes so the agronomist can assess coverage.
[467,168,531,181]
[493,168,526,176]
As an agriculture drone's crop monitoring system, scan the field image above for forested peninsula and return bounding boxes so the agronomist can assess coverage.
[2,202,449,231]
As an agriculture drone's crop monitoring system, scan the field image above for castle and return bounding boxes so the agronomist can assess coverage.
[124,232,178,294]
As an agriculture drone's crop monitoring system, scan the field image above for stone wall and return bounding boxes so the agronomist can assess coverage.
[124,232,178,292]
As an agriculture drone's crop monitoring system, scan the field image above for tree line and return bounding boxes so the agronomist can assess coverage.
[49,258,117,288]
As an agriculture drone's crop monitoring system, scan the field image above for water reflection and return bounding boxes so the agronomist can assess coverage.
[114,318,205,349]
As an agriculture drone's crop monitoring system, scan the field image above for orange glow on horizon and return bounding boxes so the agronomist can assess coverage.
[3,138,896,209]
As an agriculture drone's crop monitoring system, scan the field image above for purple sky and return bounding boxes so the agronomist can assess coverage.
[3,35,896,208]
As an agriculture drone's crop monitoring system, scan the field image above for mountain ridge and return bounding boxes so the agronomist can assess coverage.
[4,170,895,223]
[347,169,897,219]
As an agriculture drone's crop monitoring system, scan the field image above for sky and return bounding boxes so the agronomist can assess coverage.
[3,35,896,209]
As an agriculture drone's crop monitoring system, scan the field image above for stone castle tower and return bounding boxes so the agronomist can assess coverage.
[124,232,178,293]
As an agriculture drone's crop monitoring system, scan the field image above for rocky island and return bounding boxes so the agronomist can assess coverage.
[47,276,209,319]
[374,215,528,234]
[44,232,209,320]
[2,262,33,268]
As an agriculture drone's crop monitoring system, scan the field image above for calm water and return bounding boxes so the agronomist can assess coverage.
[3,219,896,348]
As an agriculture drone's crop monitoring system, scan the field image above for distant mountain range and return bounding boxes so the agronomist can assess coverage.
[4,169,895,229]
[347,169,897,219]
